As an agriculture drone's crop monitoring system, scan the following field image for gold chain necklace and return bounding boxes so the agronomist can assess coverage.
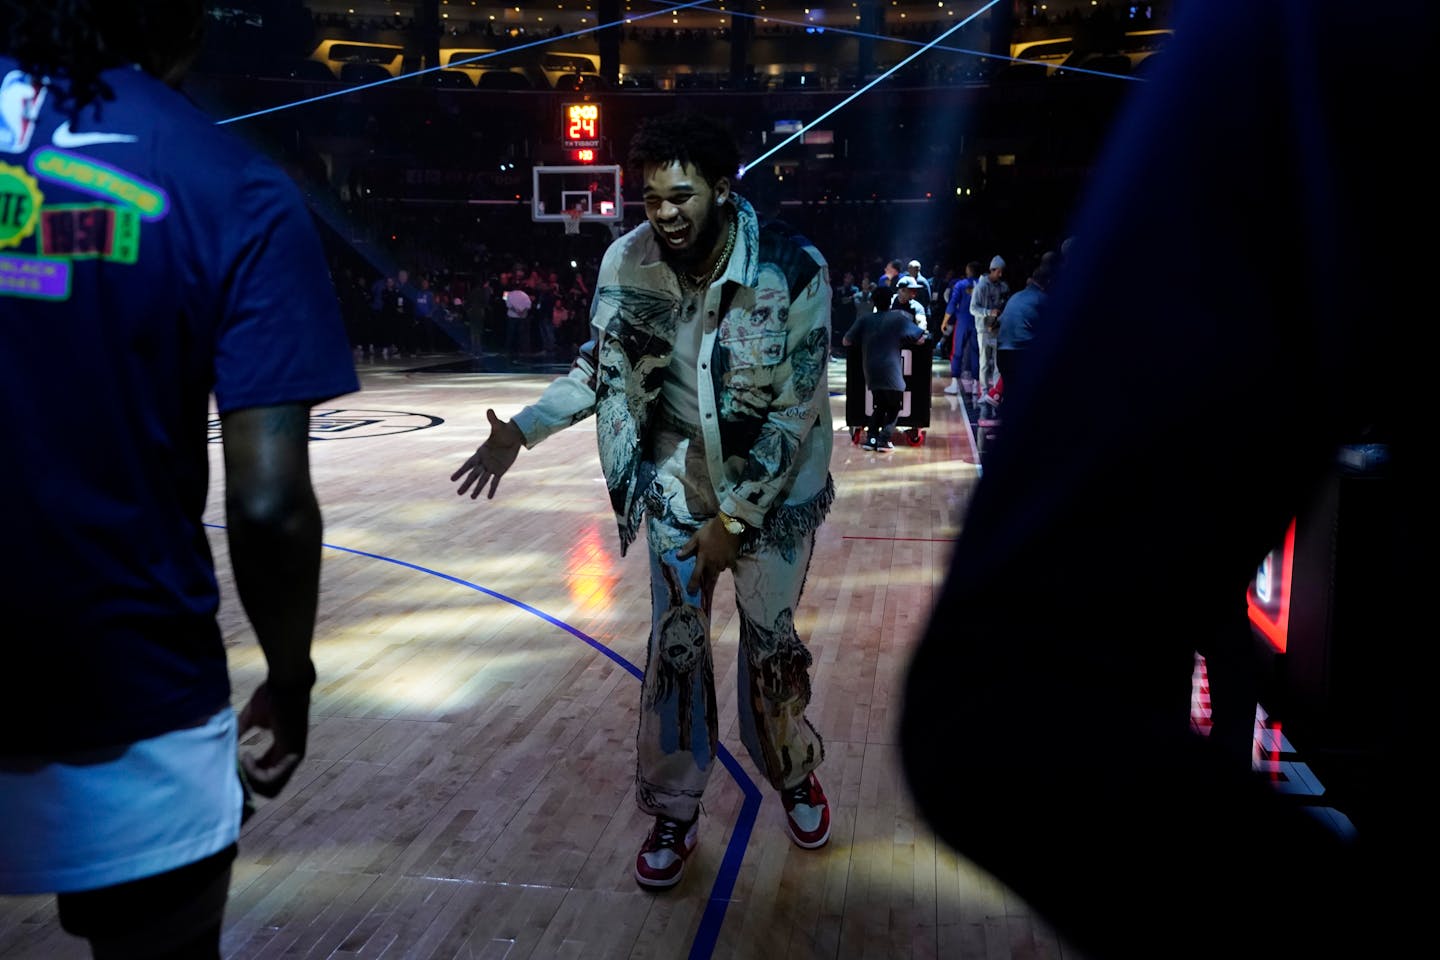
[678,212,737,293]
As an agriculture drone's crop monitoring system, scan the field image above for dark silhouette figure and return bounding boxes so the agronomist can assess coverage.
[901,1,1426,957]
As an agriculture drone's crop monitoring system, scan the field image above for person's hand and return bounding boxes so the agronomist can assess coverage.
[677,517,743,595]
[941,321,953,336]
[237,673,311,799]
[452,409,524,500]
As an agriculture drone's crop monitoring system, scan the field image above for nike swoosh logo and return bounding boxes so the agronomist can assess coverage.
[52,121,137,148]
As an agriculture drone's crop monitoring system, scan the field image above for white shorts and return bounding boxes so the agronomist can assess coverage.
[0,708,242,895]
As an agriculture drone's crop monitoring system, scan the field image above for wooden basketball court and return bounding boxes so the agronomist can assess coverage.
[0,358,1088,959]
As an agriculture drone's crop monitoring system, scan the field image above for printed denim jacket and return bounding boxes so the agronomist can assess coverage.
[512,194,835,556]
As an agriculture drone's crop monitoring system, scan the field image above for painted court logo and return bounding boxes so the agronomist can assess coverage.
[208,409,445,443]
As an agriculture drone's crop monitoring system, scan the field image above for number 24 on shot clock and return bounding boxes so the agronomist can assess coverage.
[563,102,601,148]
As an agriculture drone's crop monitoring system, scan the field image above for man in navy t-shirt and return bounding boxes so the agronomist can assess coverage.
[0,2,359,954]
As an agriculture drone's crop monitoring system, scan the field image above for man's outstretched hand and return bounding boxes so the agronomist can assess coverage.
[452,409,524,500]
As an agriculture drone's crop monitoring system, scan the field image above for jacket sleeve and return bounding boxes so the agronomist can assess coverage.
[970,277,989,323]
[719,264,832,526]
[509,245,627,447]
[509,338,599,448]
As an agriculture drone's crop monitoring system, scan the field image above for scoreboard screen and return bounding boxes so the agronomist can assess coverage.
[562,102,601,149]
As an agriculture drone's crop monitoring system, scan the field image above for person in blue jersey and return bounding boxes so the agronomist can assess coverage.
[940,261,981,396]
[453,113,835,891]
[901,0,1426,957]
[0,2,359,955]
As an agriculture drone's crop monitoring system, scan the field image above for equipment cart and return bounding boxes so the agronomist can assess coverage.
[844,341,933,446]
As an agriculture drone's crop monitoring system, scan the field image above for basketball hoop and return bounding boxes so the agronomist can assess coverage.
[563,208,583,235]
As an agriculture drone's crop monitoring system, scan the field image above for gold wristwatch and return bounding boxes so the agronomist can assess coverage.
[717,509,746,536]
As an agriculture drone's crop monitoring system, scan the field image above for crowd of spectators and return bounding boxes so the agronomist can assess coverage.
[321,217,608,366]
[314,189,1063,377]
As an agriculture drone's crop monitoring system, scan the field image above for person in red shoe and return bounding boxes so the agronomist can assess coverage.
[969,255,1009,402]
[453,113,834,890]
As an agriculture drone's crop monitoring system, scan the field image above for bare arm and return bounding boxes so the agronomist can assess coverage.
[222,402,321,798]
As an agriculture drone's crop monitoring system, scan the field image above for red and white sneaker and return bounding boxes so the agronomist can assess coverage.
[781,772,831,849]
[634,814,699,889]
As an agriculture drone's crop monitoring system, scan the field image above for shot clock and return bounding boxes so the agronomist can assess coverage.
[562,102,601,149]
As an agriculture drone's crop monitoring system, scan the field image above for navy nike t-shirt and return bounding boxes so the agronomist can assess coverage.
[0,61,360,754]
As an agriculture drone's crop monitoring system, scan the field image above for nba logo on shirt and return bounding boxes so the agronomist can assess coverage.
[1,71,46,155]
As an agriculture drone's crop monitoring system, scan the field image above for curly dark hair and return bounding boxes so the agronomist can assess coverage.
[627,112,741,191]
[1,0,204,113]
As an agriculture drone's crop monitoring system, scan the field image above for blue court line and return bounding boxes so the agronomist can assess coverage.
[203,525,760,959]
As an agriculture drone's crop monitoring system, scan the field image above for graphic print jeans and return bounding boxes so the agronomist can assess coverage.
[636,419,825,821]
[975,317,999,397]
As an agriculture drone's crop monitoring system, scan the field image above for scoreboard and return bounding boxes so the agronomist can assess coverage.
[562,102,601,150]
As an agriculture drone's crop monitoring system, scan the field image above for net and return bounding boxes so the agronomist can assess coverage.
[564,209,584,235]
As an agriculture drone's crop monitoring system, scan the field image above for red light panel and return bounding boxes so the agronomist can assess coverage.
[1247,520,1296,653]
[562,102,601,148]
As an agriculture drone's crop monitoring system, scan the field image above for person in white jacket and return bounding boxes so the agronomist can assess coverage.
[452,113,836,891]
[969,255,1009,401]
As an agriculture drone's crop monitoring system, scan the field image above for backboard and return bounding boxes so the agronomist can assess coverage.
[532,164,623,224]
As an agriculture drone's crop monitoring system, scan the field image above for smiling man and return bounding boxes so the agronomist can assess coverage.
[452,113,835,890]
